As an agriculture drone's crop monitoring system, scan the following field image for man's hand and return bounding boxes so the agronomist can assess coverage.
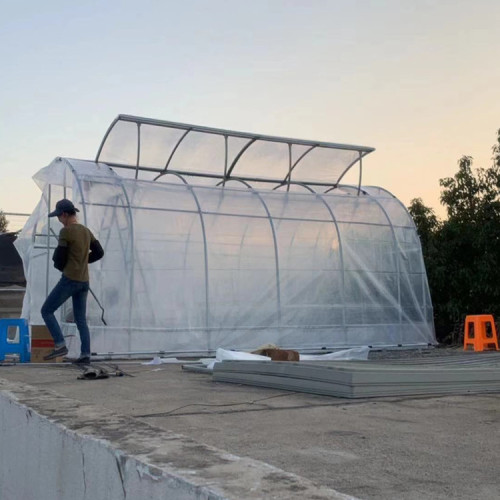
[88,240,104,263]
[52,245,68,271]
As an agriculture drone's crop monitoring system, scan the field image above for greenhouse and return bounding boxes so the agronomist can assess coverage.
[16,115,436,356]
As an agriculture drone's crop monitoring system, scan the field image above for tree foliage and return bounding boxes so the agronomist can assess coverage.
[409,130,500,344]
[408,198,440,250]
[0,210,8,233]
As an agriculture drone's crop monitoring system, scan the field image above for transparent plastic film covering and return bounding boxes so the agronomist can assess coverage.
[15,116,434,356]
[16,156,436,356]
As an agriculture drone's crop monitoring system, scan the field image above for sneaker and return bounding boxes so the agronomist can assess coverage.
[43,345,68,361]
[73,356,91,365]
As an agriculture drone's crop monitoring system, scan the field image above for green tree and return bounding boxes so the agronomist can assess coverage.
[438,140,500,316]
[409,129,500,344]
[440,155,500,223]
[408,198,440,251]
[0,210,8,233]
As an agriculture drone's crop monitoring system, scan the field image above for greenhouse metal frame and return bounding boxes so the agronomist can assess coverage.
[96,114,374,191]
[16,116,436,357]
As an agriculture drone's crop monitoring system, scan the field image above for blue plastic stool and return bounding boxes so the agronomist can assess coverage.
[0,318,31,363]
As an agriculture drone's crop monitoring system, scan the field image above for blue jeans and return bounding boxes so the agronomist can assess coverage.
[41,275,91,357]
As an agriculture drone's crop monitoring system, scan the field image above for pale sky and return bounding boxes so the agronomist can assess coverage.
[2,0,500,230]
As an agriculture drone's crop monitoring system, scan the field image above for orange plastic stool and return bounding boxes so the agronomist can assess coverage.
[464,315,499,351]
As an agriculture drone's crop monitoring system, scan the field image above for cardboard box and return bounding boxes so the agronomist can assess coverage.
[31,325,65,363]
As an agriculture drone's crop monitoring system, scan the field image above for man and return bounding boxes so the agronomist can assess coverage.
[41,199,104,364]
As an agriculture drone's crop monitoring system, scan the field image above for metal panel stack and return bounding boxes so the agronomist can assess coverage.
[213,354,500,398]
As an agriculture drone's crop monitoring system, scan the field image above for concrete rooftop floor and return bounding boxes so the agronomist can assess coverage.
[1,358,499,499]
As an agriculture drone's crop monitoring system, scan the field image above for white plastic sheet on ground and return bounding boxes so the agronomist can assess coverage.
[203,346,370,371]
[216,347,272,362]
[203,348,271,370]
[16,157,436,357]
[299,346,370,361]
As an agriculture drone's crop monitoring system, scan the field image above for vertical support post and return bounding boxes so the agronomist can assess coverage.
[63,166,67,199]
[422,253,428,327]
[63,159,90,336]
[357,152,363,196]
[287,144,292,192]
[117,181,135,354]
[45,184,52,298]
[135,123,141,180]
[222,135,228,186]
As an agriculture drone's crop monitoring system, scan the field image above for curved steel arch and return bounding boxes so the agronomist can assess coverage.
[176,185,211,346]
[323,185,338,194]
[70,158,138,346]
[61,158,88,226]
[154,173,211,342]
[224,137,258,180]
[113,174,136,351]
[336,150,370,187]
[113,166,211,348]
[216,178,252,189]
[360,192,403,337]
[95,117,121,162]
[362,185,432,334]
[272,181,317,193]
[314,192,347,337]
[282,144,318,185]
[65,159,132,330]
[154,170,189,184]
[362,185,417,228]
[156,128,193,178]
[324,184,367,195]
[324,184,404,336]
[215,177,282,326]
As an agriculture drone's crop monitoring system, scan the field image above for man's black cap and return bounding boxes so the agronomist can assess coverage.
[48,199,80,217]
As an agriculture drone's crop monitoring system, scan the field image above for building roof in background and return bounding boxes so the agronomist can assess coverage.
[0,232,25,286]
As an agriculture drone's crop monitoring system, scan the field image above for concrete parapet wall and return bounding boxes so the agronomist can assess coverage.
[0,378,353,500]
[0,389,214,499]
